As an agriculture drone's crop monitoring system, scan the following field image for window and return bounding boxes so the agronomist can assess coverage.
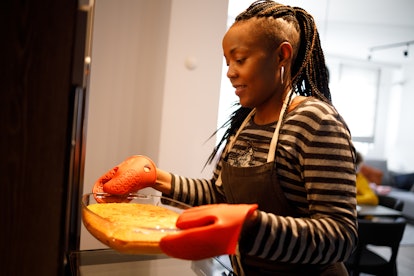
[328,62,380,143]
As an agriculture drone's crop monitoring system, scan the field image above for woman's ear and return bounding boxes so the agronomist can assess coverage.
[278,42,293,65]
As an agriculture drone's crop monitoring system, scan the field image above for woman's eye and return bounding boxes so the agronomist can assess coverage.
[225,57,245,66]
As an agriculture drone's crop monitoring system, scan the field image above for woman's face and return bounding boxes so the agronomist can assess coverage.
[222,21,281,109]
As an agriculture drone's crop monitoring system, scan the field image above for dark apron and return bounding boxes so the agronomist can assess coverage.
[218,94,348,275]
[221,161,348,276]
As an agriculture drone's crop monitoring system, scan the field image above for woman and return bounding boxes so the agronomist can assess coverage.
[94,1,357,275]
[355,152,379,205]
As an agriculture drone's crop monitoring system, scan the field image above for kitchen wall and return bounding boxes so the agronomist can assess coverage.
[81,0,228,250]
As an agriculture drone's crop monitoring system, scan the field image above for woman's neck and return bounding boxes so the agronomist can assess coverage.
[253,88,291,125]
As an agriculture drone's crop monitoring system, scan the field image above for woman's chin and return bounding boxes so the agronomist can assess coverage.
[238,99,253,108]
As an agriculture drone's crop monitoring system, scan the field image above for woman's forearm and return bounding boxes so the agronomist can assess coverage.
[153,168,172,195]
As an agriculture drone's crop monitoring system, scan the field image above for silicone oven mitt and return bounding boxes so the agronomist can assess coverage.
[92,155,157,203]
[159,203,258,260]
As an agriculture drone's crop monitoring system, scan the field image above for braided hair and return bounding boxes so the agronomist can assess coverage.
[206,0,331,165]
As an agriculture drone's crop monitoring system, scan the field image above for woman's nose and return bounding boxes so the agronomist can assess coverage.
[227,65,236,79]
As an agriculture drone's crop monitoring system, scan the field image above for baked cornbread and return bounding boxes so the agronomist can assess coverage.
[82,203,179,254]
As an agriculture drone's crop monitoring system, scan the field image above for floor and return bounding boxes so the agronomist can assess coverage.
[396,245,414,276]
[389,221,414,276]
[358,245,414,276]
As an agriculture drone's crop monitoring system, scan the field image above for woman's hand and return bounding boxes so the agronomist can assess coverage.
[159,203,258,260]
[92,155,157,202]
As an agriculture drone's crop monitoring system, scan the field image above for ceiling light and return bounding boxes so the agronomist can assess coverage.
[369,40,414,59]
[404,44,409,57]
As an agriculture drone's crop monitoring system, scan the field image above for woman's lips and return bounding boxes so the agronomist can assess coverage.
[234,85,246,96]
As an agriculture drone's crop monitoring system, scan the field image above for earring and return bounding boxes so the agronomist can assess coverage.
[281,66,285,85]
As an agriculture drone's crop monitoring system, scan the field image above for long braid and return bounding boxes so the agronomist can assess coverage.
[207,0,330,165]
[205,105,251,166]
[293,7,331,102]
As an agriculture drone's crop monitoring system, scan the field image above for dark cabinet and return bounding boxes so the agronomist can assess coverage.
[1,1,92,275]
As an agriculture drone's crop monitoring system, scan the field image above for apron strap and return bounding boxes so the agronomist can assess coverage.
[216,109,255,186]
[217,90,294,185]
[267,90,294,162]
[224,109,256,157]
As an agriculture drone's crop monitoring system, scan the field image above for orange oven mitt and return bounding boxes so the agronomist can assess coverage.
[92,155,156,203]
[159,203,258,260]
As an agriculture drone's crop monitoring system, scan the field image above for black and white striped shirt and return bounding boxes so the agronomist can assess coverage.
[167,97,357,264]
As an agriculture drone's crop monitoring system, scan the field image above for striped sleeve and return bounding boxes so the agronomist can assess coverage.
[166,173,226,206]
[239,99,358,264]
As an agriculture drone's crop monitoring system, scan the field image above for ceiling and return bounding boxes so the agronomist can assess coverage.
[228,0,414,66]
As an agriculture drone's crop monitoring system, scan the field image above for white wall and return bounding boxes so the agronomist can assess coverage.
[386,64,414,171]
[157,0,228,177]
[81,0,228,250]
